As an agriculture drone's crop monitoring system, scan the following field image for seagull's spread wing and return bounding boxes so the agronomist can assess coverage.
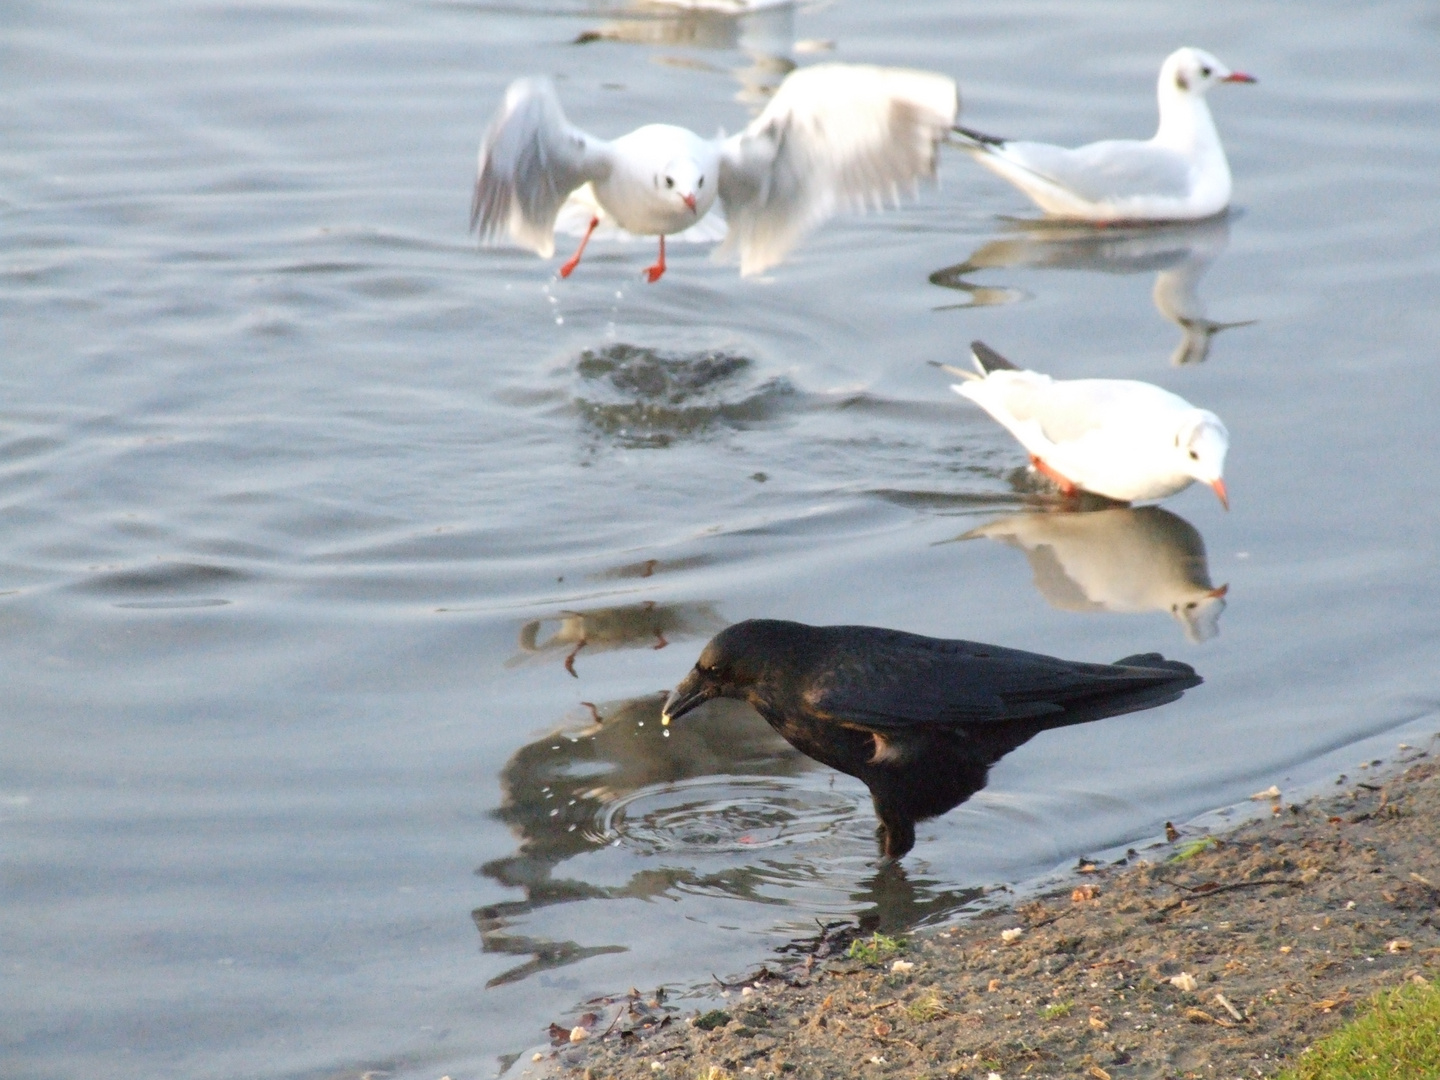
[717,63,958,275]
[993,139,1191,205]
[803,628,1191,732]
[471,78,613,258]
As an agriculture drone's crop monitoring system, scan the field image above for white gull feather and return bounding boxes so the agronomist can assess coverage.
[939,340,1230,507]
[952,47,1254,222]
[471,63,958,279]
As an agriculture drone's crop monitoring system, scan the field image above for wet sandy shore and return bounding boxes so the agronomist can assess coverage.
[538,741,1440,1080]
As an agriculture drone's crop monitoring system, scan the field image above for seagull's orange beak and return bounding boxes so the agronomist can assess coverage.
[682,193,697,214]
[1221,72,1256,83]
[1210,478,1230,510]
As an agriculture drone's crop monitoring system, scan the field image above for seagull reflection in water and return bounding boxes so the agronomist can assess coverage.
[572,1,799,105]
[508,599,724,676]
[960,506,1228,642]
[929,216,1255,365]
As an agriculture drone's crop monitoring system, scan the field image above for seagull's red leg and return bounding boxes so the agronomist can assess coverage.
[559,217,599,279]
[643,235,667,283]
[1030,454,1080,496]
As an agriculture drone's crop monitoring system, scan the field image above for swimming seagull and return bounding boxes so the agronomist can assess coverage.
[470,63,958,280]
[661,619,1201,858]
[951,47,1254,222]
[937,340,1230,507]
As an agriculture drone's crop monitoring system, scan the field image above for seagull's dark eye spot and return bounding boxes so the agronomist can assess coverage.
[665,176,674,189]
[1201,65,1213,78]
[698,177,704,188]
[1189,450,1200,461]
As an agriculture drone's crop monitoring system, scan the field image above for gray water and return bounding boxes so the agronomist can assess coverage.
[4,1,1440,1077]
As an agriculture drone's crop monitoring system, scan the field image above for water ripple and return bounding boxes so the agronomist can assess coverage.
[573,343,797,448]
[596,776,870,857]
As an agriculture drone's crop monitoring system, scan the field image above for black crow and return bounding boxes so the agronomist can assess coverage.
[662,619,1201,858]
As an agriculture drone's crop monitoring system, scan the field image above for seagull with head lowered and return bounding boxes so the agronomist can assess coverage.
[951,47,1254,223]
[937,340,1230,508]
[470,63,958,281]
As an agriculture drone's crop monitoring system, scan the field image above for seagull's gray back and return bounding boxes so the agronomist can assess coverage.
[1001,138,1192,204]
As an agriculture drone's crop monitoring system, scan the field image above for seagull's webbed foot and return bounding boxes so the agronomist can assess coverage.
[1029,454,1080,497]
[643,236,666,283]
[559,217,599,279]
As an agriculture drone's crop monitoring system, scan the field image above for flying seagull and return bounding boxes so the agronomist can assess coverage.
[471,63,958,280]
[662,619,1201,858]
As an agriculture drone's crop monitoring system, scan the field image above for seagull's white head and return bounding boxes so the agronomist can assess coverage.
[1162,47,1256,98]
[655,155,714,218]
[1176,410,1230,508]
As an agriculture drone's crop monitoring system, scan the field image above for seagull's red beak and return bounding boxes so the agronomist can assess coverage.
[1210,478,1230,510]
[1221,72,1256,84]
[682,193,697,214]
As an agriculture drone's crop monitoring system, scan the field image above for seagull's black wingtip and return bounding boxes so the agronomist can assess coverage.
[951,123,1007,146]
[970,340,1020,373]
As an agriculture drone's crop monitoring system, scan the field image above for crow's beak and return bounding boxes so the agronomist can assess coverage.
[1221,72,1256,84]
[1210,478,1230,510]
[682,193,697,214]
[660,668,716,726]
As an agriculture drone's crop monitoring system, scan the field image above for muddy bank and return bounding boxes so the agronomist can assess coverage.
[535,745,1440,1080]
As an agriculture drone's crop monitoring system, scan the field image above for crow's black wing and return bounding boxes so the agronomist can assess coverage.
[802,626,1198,732]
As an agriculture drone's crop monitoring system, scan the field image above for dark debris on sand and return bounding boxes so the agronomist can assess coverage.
[536,748,1440,1080]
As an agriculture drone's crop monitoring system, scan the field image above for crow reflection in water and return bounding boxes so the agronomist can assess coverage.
[662,619,1201,859]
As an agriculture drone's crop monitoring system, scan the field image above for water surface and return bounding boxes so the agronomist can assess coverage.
[4,1,1440,1077]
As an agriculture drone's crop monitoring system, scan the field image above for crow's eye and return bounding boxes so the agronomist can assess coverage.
[665,176,674,189]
